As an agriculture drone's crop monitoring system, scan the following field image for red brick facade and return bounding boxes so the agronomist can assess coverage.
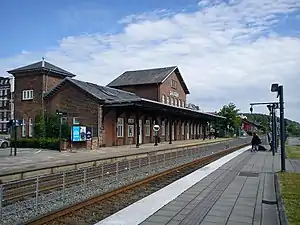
[9,61,215,149]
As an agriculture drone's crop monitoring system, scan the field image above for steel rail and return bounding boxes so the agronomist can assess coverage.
[25,143,249,225]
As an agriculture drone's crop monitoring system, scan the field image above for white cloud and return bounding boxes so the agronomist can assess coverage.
[1,0,300,122]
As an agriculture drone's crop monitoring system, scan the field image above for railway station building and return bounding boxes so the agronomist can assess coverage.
[7,60,224,149]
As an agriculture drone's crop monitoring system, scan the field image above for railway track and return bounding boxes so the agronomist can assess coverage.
[25,143,248,225]
[1,139,240,207]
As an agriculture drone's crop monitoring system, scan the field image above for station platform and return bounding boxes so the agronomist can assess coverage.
[97,147,299,225]
[0,138,233,177]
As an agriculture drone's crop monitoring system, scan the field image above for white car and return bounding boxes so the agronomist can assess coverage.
[0,139,10,148]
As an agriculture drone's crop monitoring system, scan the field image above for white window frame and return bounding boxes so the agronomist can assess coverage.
[117,118,124,137]
[145,120,150,136]
[61,116,67,124]
[166,96,170,105]
[128,124,134,137]
[161,95,165,104]
[161,121,165,136]
[21,119,26,137]
[171,79,177,89]
[22,90,34,100]
[73,117,80,125]
[29,118,33,137]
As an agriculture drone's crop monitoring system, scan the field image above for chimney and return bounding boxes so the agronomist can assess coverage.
[42,57,45,67]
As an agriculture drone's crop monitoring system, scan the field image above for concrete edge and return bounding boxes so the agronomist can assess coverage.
[274,173,290,225]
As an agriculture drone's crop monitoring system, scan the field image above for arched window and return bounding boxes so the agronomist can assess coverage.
[179,99,182,107]
[171,97,174,105]
[161,95,165,104]
[167,96,170,105]
[175,99,178,106]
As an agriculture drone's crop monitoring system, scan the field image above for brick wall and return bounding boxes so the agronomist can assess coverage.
[159,72,187,107]
[45,81,100,137]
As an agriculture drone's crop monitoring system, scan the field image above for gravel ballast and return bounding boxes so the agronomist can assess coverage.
[0,138,249,225]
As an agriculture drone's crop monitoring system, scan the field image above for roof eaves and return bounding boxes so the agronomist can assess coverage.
[160,66,178,84]
[140,98,225,119]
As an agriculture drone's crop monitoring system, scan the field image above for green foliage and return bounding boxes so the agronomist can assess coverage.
[217,103,240,136]
[34,111,46,138]
[243,113,300,137]
[34,112,71,140]
[10,138,60,150]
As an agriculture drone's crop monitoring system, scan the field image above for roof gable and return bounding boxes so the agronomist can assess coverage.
[107,66,177,87]
[44,78,141,103]
[107,66,190,94]
[7,60,76,77]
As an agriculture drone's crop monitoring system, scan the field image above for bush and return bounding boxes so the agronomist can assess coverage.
[10,138,60,150]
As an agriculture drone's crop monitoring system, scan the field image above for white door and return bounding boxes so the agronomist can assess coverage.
[172,124,175,140]
[187,123,190,140]
[139,119,143,144]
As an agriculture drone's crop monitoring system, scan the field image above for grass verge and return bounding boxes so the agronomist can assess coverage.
[279,172,300,225]
[286,145,300,159]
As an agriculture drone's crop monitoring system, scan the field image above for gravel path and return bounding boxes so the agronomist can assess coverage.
[0,138,249,225]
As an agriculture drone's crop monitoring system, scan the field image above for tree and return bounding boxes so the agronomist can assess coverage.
[217,103,240,136]
[34,112,71,139]
[34,111,46,138]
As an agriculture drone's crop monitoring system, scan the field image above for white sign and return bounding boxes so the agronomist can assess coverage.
[153,125,160,132]
[169,90,179,97]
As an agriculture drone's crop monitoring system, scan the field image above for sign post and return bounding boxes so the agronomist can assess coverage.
[153,125,160,146]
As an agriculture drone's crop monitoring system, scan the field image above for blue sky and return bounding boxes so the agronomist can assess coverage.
[0,0,200,57]
[1,0,300,122]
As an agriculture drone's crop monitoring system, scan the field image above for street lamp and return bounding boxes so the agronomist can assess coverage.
[271,83,286,172]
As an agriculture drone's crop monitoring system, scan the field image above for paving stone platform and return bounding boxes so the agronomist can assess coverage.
[140,150,297,225]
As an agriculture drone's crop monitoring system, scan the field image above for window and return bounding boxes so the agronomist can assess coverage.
[182,100,185,107]
[128,124,134,137]
[22,90,33,100]
[117,118,124,137]
[182,123,184,135]
[145,120,150,136]
[21,119,26,137]
[61,117,67,124]
[73,117,80,125]
[175,99,178,106]
[171,80,177,89]
[171,97,174,105]
[179,99,182,107]
[161,121,165,136]
[29,118,33,137]
[161,95,166,104]
[166,96,170,105]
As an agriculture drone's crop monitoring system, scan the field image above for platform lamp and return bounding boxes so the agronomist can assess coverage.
[271,83,286,172]
[267,104,275,156]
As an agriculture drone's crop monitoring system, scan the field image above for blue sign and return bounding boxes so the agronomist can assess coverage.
[72,126,87,142]
[86,127,92,140]
[72,126,80,142]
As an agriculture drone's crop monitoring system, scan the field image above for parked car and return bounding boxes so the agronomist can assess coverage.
[0,139,10,148]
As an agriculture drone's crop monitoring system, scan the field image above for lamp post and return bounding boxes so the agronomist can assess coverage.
[249,102,279,155]
[271,83,286,172]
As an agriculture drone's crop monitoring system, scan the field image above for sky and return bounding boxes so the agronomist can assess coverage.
[1,0,300,122]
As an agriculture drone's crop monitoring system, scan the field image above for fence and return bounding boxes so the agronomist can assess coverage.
[0,137,250,222]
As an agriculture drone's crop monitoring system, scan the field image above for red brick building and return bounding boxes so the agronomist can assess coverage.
[8,60,224,148]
